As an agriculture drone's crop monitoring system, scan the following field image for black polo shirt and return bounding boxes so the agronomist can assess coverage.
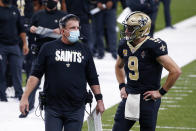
[0,6,25,45]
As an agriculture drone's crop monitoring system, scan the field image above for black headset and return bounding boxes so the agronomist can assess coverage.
[59,14,80,29]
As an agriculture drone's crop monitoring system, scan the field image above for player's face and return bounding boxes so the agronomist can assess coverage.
[124,25,135,38]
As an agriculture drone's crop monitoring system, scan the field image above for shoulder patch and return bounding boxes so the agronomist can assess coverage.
[160,44,166,52]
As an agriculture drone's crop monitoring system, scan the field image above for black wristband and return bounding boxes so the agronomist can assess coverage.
[95,94,103,101]
[159,87,167,96]
[119,83,125,90]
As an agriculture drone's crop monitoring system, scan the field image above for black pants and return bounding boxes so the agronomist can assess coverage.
[112,96,161,131]
[0,44,23,100]
[45,105,85,131]
[161,0,172,27]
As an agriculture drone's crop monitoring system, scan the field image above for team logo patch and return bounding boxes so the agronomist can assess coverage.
[141,51,145,58]
[160,44,166,52]
[123,49,127,56]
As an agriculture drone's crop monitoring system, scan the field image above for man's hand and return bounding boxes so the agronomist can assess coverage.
[19,95,29,115]
[30,26,38,33]
[96,100,105,115]
[97,2,104,10]
[53,28,61,34]
[143,90,162,100]
[23,43,29,55]
[106,1,113,9]
[120,87,127,99]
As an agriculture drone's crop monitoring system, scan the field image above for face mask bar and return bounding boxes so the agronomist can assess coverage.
[120,23,141,42]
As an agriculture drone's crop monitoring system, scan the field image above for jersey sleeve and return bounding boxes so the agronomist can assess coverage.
[30,44,47,79]
[151,39,168,57]
[118,39,126,58]
[85,46,99,86]
[30,12,39,26]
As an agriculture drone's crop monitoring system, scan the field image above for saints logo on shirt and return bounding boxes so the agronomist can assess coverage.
[55,50,82,63]
[66,63,70,68]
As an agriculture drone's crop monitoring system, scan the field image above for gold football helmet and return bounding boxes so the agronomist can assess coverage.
[121,11,151,41]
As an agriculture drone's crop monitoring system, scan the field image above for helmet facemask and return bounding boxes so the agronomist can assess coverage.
[121,23,141,42]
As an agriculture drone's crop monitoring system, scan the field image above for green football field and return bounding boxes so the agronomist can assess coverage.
[82,0,196,130]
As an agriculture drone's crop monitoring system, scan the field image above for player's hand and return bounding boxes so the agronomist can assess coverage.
[143,90,162,100]
[97,2,104,10]
[120,87,127,99]
[19,96,29,115]
[30,26,37,33]
[106,1,113,9]
[96,100,105,115]
[23,43,29,55]
[53,28,60,34]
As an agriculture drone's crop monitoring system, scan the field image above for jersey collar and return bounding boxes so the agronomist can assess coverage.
[127,36,150,54]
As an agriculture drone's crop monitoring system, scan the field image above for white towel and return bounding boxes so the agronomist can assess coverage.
[87,108,102,131]
[117,7,132,24]
[125,94,140,121]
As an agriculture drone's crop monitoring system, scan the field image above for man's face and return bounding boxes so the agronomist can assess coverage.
[44,0,58,10]
[63,20,80,37]
[124,25,135,38]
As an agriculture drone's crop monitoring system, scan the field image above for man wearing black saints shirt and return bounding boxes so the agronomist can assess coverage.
[20,14,105,131]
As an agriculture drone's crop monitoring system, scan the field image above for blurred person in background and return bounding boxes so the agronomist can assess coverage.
[90,0,118,59]
[126,0,158,37]
[119,0,127,9]
[159,0,174,28]
[18,0,66,118]
[64,0,91,49]
[0,0,29,102]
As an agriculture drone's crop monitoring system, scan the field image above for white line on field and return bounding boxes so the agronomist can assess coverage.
[161,105,181,108]
[162,97,183,100]
[156,126,196,130]
[102,126,196,130]
[162,100,176,103]
[171,90,193,93]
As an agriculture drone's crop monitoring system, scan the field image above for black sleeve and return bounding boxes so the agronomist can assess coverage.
[30,44,47,79]
[16,8,25,34]
[85,46,99,86]
[30,12,39,26]
[117,39,126,58]
[29,12,39,43]
[151,39,168,58]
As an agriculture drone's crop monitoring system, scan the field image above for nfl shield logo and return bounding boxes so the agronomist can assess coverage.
[123,49,127,56]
